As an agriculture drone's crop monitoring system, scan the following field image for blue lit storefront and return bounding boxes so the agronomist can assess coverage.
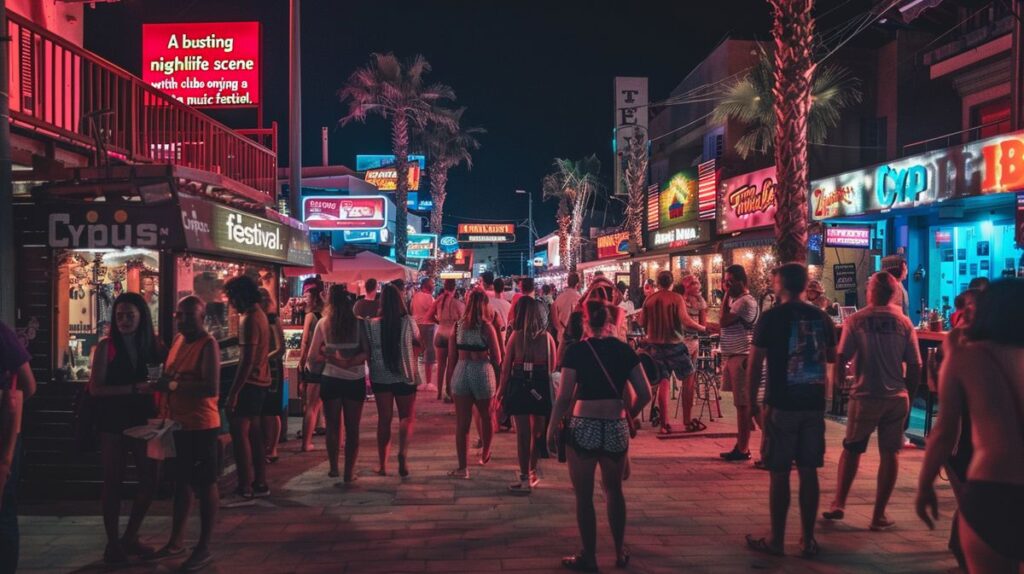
[810,130,1024,440]
[810,130,1024,325]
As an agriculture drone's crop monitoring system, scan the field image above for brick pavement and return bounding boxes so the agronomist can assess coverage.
[17,390,959,573]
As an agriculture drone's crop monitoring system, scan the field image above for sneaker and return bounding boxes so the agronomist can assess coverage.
[221,491,255,508]
[720,448,752,462]
[252,483,271,498]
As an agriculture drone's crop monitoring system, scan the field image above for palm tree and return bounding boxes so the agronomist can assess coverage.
[769,0,816,264]
[621,131,648,254]
[542,155,602,273]
[421,107,484,275]
[339,53,456,264]
[711,46,861,160]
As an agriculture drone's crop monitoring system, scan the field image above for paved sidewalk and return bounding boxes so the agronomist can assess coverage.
[18,390,958,573]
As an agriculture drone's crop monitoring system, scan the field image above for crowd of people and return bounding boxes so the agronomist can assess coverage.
[0,262,1020,572]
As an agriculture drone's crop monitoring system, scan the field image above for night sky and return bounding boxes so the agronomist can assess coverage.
[86,1,772,271]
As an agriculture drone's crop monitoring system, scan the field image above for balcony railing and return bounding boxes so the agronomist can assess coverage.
[7,11,276,201]
[922,2,1015,67]
[902,119,1012,156]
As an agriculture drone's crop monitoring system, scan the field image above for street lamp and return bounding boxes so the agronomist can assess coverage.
[515,189,535,277]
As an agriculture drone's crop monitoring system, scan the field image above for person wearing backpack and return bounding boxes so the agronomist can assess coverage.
[713,265,760,462]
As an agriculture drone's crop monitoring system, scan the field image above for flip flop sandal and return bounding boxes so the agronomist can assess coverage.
[822,508,845,520]
[686,419,707,432]
[745,534,784,557]
[659,425,673,435]
[561,553,598,572]
[799,538,820,558]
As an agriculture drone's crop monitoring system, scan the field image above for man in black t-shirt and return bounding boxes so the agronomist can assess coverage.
[745,263,836,558]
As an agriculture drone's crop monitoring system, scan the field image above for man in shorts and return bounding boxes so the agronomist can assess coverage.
[823,272,921,531]
[715,265,759,461]
[410,278,437,391]
[745,263,836,558]
[639,270,706,434]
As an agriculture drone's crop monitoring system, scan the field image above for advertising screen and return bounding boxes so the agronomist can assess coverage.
[302,196,388,230]
[824,226,871,248]
[406,234,437,260]
[658,169,700,229]
[365,165,421,191]
[142,22,260,107]
[355,155,427,171]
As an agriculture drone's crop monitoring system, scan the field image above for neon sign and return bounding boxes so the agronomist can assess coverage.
[302,196,388,230]
[718,167,777,232]
[876,165,928,208]
[596,231,630,259]
[824,226,871,248]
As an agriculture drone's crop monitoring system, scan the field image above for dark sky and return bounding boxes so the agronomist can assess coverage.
[86,0,772,270]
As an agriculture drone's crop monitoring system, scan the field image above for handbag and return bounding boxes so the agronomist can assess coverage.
[585,340,635,436]
[123,419,180,460]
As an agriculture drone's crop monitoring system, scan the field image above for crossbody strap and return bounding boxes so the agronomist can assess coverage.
[585,340,621,399]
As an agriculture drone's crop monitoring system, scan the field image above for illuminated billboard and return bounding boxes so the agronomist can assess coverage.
[658,169,699,229]
[718,167,778,233]
[355,155,426,171]
[824,226,871,248]
[142,22,260,107]
[365,164,421,191]
[406,234,438,260]
[596,231,630,259]
[302,196,388,230]
[457,223,516,243]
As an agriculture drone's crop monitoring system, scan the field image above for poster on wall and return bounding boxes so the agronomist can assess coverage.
[658,169,699,229]
[834,263,857,291]
[142,22,261,107]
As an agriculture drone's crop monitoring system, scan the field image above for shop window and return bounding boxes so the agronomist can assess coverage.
[57,248,160,382]
[928,219,1023,323]
[970,97,1011,140]
[174,256,278,365]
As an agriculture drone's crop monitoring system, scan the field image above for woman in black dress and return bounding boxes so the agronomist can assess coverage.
[89,292,165,564]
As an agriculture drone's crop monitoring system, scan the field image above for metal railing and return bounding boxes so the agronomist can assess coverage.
[7,11,276,200]
[902,120,1012,155]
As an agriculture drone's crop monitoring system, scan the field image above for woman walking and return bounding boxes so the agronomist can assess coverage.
[430,279,466,402]
[310,286,369,483]
[297,279,325,452]
[499,298,556,493]
[548,301,652,571]
[917,279,1024,574]
[259,288,286,464]
[89,292,166,563]
[446,291,502,479]
[365,284,420,477]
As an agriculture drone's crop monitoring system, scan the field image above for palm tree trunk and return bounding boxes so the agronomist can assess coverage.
[769,0,814,264]
[391,113,411,265]
[556,212,570,270]
[429,162,449,280]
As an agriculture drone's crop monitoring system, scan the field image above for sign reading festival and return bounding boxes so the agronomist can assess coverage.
[457,223,516,243]
[811,130,1024,220]
[142,22,260,107]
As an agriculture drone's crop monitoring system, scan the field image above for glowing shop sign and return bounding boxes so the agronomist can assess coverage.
[658,169,699,228]
[365,164,421,191]
[457,223,516,243]
[406,233,437,260]
[596,231,630,259]
[649,222,709,249]
[142,22,260,106]
[811,130,1024,220]
[718,166,777,233]
[824,226,871,248]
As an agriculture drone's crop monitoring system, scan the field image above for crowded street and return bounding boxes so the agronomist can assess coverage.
[2,0,1024,573]
[17,399,958,573]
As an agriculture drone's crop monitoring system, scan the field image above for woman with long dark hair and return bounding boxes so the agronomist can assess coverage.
[297,279,326,452]
[548,300,652,571]
[446,290,502,479]
[430,279,466,402]
[917,279,1024,573]
[259,288,286,464]
[365,284,420,477]
[310,285,369,482]
[89,292,166,563]
[499,298,556,493]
